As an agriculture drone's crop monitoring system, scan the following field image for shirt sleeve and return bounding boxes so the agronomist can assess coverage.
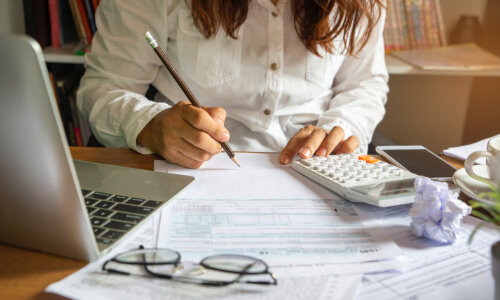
[317,8,389,154]
[77,0,170,153]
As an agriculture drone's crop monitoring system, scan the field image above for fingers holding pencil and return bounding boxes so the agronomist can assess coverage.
[180,103,230,144]
[137,102,229,169]
[144,31,240,168]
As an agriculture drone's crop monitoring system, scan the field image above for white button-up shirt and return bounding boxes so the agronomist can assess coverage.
[77,0,389,154]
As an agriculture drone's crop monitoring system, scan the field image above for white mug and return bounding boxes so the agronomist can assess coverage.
[465,136,500,187]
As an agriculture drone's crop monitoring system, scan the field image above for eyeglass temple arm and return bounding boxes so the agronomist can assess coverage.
[239,272,278,285]
[102,260,132,276]
[238,262,278,285]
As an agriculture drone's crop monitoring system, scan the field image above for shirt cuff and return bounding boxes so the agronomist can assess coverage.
[127,103,171,154]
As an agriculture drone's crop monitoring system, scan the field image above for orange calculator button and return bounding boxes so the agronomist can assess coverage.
[358,155,370,161]
[366,157,380,164]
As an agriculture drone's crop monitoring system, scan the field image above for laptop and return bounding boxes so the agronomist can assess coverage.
[0,35,194,262]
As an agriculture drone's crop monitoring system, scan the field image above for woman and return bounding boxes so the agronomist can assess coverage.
[77,0,388,168]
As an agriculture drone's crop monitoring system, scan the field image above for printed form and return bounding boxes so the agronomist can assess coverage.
[45,153,404,300]
[155,153,405,270]
[355,204,497,300]
[46,211,363,300]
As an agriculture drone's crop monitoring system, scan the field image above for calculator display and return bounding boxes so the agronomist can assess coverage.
[351,179,416,198]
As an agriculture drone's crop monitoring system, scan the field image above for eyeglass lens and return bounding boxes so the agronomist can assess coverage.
[114,249,180,264]
[201,255,268,274]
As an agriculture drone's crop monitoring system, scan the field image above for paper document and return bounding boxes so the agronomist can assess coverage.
[155,153,405,274]
[45,153,406,300]
[357,205,497,300]
[46,208,363,300]
[160,198,402,266]
[443,134,500,164]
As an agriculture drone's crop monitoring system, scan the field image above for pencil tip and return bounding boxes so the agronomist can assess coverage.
[231,157,241,168]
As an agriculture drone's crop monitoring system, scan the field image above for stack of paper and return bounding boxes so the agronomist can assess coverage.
[391,43,500,70]
[46,153,497,300]
[443,134,500,164]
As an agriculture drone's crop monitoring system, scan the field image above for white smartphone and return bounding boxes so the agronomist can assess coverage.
[375,145,457,181]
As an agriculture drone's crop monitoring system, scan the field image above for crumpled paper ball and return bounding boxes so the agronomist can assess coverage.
[409,177,471,243]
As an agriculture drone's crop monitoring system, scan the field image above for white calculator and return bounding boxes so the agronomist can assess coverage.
[292,154,420,207]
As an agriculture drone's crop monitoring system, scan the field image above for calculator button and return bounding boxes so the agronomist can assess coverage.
[300,159,313,166]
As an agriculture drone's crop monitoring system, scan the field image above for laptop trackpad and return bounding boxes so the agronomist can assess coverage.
[73,159,194,201]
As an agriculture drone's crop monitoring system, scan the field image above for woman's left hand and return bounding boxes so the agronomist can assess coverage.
[279,125,359,165]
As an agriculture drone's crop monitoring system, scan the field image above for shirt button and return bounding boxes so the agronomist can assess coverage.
[264,109,271,115]
[271,63,279,70]
[272,12,279,17]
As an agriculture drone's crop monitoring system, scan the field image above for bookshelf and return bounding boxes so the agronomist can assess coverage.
[43,45,85,64]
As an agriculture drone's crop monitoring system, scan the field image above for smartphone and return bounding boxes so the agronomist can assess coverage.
[375,145,457,180]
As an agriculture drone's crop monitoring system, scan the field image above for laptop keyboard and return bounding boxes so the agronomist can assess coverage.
[82,189,163,245]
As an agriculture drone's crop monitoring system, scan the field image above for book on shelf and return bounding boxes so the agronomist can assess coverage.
[68,0,88,46]
[383,0,446,53]
[390,43,500,70]
[82,0,97,35]
[59,0,80,45]
[47,0,62,48]
[73,0,93,46]
[23,0,100,53]
[74,0,100,50]
[23,0,51,48]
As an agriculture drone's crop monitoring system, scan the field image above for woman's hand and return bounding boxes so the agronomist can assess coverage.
[137,101,230,169]
[279,125,359,165]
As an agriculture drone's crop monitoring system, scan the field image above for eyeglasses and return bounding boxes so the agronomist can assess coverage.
[102,245,278,286]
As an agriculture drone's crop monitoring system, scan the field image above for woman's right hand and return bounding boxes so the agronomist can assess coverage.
[137,101,230,169]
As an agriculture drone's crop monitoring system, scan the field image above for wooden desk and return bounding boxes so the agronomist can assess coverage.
[0,147,467,299]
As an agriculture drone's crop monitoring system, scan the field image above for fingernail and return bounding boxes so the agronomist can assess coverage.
[221,132,230,141]
[280,155,290,165]
[316,148,326,157]
[300,148,311,158]
[215,117,224,125]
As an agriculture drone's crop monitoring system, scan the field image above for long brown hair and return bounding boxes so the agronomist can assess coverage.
[188,0,385,56]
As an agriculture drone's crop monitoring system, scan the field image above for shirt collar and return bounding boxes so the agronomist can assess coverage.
[253,0,290,15]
